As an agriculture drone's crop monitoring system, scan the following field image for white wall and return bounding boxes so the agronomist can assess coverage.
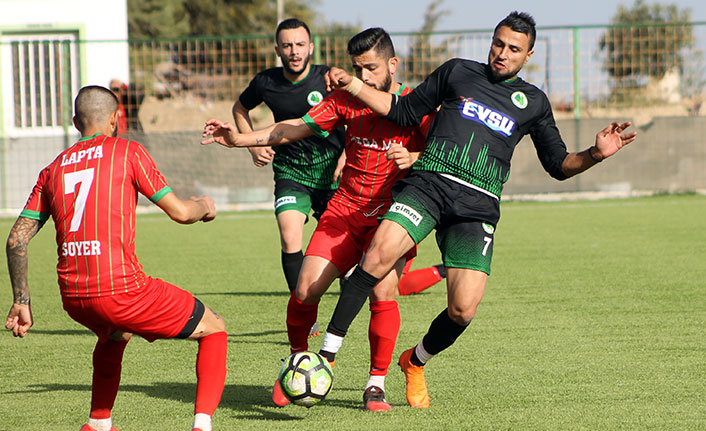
[0,0,129,87]
[0,0,129,209]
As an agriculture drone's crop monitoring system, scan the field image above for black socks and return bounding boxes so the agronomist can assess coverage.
[421,308,469,356]
[326,267,380,337]
[281,250,304,293]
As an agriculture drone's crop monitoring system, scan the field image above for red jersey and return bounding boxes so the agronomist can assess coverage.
[302,84,431,215]
[21,134,171,298]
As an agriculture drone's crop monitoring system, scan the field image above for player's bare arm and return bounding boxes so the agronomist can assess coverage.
[386,143,419,170]
[233,99,275,167]
[561,121,637,178]
[326,67,394,116]
[5,216,42,337]
[156,192,217,224]
[333,151,347,182]
[7,217,41,304]
[201,118,313,148]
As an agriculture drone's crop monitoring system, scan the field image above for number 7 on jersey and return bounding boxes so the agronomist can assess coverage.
[64,168,95,232]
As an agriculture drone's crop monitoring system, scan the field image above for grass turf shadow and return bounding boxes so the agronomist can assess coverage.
[8,381,361,419]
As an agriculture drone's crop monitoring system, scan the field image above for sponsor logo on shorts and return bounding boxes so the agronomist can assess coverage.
[275,196,297,209]
[307,91,324,106]
[389,202,423,227]
[458,97,516,137]
[511,91,528,109]
[482,222,495,234]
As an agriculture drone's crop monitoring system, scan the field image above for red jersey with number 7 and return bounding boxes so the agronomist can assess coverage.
[20,134,171,298]
[302,84,432,216]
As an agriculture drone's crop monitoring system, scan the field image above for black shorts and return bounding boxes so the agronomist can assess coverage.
[381,171,500,274]
[273,179,335,221]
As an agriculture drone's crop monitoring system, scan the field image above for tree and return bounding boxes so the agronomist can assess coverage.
[599,1,693,81]
[404,0,451,84]
[128,0,190,39]
[128,0,319,39]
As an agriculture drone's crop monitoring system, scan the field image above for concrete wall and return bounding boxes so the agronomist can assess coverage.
[504,116,706,195]
[3,116,706,213]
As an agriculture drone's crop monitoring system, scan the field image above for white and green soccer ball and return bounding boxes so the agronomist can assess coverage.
[278,351,334,407]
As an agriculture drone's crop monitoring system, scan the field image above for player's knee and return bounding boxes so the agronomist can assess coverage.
[294,280,318,303]
[109,330,133,342]
[370,282,396,302]
[278,217,305,251]
[202,307,226,334]
[295,284,322,304]
[294,273,329,303]
[212,315,226,333]
[447,305,475,326]
[280,233,302,252]
[361,247,396,276]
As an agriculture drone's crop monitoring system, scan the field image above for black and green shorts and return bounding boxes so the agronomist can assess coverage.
[274,179,335,221]
[382,171,500,274]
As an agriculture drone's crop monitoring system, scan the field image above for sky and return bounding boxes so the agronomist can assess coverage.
[316,0,706,33]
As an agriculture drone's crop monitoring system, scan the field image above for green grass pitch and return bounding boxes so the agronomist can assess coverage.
[1,195,705,430]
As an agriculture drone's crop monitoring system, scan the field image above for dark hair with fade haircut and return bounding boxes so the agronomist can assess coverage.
[494,11,537,50]
[275,18,311,42]
[73,85,119,130]
[347,27,395,59]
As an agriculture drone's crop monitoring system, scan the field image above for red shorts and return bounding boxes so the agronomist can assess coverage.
[305,200,416,275]
[62,277,196,343]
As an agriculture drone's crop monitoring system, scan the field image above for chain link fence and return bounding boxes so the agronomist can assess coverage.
[3,22,706,213]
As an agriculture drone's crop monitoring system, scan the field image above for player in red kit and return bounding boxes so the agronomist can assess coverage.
[202,28,433,411]
[5,86,226,431]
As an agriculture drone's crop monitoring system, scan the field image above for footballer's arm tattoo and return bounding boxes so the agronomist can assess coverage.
[208,306,223,321]
[6,217,42,305]
[254,131,286,146]
[271,131,285,142]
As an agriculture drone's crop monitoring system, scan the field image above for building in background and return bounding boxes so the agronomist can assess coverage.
[0,0,128,211]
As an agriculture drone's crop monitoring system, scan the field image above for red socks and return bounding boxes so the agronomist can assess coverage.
[286,293,319,353]
[398,266,444,296]
[368,300,400,376]
[90,338,129,419]
[89,332,227,419]
[401,259,414,277]
[195,331,228,415]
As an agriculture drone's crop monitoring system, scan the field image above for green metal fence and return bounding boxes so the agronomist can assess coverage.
[3,22,706,213]
[120,22,706,119]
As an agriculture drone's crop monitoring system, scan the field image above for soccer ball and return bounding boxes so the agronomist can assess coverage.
[278,351,334,407]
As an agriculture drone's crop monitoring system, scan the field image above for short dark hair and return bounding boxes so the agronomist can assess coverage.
[494,11,536,50]
[347,27,395,59]
[275,18,311,43]
[73,85,119,131]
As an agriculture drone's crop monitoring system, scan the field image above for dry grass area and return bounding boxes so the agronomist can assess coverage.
[138,95,275,133]
[139,91,705,134]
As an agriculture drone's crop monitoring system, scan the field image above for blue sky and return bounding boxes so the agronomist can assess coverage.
[317,0,706,32]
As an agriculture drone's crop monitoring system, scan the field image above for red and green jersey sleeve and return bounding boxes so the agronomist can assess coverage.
[20,167,52,223]
[301,86,429,213]
[131,142,171,202]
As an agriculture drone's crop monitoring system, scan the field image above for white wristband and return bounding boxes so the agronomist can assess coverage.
[346,77,364,96]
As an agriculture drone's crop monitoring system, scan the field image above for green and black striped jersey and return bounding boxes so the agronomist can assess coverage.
[239,64,345,190]
[386,58,569,199]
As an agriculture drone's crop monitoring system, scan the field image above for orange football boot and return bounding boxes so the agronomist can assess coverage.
[272,379,290,407]
[398,347,430,408]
